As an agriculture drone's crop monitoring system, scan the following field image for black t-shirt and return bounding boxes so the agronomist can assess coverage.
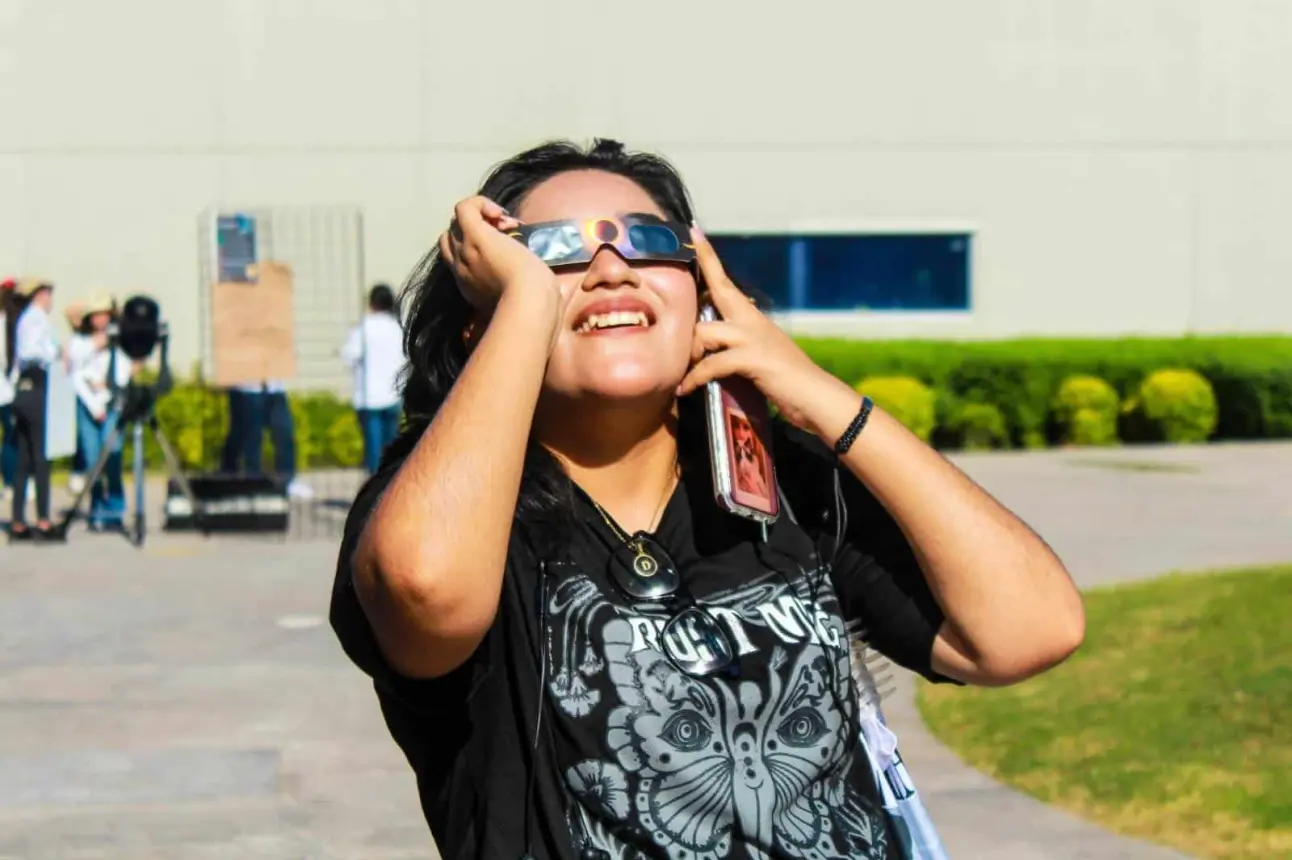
[330,424,956,860]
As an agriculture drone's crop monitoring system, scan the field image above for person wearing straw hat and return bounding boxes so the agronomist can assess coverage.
[0,277,18,502]
[67,292,134,531]
[3,277,64,541]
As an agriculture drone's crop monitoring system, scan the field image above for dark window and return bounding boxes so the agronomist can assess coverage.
[707,233,971,312]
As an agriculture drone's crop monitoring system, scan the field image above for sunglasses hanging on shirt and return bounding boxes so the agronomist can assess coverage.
[590,500,739,678]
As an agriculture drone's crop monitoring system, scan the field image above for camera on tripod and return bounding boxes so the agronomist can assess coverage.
[58,294,203,546]
[108,295,172,424]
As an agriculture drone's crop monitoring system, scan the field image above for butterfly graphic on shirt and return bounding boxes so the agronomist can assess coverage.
[592,618,885,860]
[545,567,888,860]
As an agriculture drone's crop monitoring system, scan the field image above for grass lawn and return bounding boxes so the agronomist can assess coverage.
[919,565,1292,860]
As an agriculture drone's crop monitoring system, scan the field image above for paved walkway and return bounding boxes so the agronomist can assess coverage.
[0,442,1288,859]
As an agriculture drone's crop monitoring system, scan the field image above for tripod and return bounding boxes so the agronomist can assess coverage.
[58,335,205,547]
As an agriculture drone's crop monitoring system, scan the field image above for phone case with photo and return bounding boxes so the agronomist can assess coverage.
[699,303,779,524]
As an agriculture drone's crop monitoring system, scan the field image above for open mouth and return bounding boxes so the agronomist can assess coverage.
[572,300,656,334]
[575,310,652,333]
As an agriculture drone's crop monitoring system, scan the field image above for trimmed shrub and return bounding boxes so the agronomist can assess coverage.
[856,376,937,442]
[1123,368,1219,444]
[1051,375,1120,446]
[945,402,1009,451]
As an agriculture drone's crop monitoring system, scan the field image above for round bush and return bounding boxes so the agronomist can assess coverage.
[855,376,937,441]
[1051,375,1120,446]
[947,402,1009,451]
[1126,368,1219,444]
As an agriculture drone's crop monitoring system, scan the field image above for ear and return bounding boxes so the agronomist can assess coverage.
[461,310,488,352]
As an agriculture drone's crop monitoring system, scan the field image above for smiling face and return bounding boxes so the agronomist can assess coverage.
[514,170,698,403]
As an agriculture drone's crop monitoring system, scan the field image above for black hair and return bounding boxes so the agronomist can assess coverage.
[385,138,702,554]
[78,304,115,336]
[368,283,396,314]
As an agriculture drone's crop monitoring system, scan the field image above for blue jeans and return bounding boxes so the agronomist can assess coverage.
[77,402,125,525]
[358,406,401,474]
[0,404,17,488]
[220,389,296,482]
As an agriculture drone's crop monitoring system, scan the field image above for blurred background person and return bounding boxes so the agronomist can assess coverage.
[61,300,90,497]
[0,277,17,503]
[5,278,63,542]
[340,282,404,475]
[67,293,134,532]
[220,380,313,499]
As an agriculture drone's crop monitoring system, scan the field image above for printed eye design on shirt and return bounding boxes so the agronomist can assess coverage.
[594,620,888,860]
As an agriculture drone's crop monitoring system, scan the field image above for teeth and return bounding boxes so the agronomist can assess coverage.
[576,310,649,333]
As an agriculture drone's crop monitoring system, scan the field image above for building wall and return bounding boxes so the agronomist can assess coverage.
[2,0,1291,388]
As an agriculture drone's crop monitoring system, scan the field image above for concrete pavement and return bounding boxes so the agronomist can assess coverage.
[1,442,1289,859]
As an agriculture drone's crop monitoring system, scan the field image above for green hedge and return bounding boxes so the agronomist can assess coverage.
[799,335,1292,447]
[139,386,363,472]
[42,335,1287,473]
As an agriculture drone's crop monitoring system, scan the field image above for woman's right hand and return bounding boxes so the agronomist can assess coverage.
[437,196,557,314]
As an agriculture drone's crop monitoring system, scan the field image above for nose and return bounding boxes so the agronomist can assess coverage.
[578,246,641,292]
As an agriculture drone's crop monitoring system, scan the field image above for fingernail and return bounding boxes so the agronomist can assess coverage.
[691,221,704,236]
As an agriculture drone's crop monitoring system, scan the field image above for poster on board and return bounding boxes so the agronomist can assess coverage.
[217,214,258,284]
[210,261,296,387]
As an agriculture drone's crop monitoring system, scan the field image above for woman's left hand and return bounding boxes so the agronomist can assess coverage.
[677,227,858,433]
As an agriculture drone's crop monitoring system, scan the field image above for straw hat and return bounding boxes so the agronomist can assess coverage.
[83,292,116,316]
[16,278,52,298]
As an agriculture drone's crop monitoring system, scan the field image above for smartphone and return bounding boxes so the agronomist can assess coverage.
[699,302,779,525]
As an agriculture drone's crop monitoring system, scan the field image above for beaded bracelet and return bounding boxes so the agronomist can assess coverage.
[834,396,874,456]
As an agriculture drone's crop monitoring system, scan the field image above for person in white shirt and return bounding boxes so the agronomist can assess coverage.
[67,294,135,531]
[340,283,405,474]
[4,278,63,541]
[0,277,19,500]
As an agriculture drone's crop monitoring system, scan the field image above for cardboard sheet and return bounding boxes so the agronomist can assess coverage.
[210,261,296,387]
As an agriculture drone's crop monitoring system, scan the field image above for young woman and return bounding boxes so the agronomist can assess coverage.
[67,294,133,531]
[330,140,1086,860]
[5,278,63,541]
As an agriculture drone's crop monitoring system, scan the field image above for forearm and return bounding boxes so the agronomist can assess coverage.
[356,288,558,669]
[805,375,1084,681]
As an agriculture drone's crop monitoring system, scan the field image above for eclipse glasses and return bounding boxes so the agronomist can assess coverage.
[508,212,695,268]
